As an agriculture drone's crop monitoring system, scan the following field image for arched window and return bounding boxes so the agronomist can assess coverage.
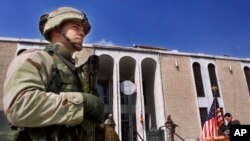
[244,66,250,95]
[193,62,205,97]
[208,64,220,97]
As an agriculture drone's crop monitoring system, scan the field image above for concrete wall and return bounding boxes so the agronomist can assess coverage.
[216,59,250,124]
[75,47,94,67]
[160,54,201,140]
[0,41,17,110]
[0,41,17,129]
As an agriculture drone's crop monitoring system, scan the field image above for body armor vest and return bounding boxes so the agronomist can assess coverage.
[47,51,83,93]
[27,45,85,141]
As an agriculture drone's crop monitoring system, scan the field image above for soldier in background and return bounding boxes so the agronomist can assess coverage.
[3,7,104,141]
[104,114,116,129]
[104,114,119,141]
[165,115,178,141]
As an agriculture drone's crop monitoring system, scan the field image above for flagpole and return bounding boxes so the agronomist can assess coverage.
[138,63,145,140]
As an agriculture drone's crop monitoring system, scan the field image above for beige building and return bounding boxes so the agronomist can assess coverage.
[0,37,250,140]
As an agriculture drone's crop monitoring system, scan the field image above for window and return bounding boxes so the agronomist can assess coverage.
[121,114,129,141]
[208,64,220,97]
[97,80,109,104]
[199,107,208,127]
[193,62,205,97]
[121,94,129,105]
[244,67,250,95]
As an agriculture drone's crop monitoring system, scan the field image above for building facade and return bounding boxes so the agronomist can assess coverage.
[0,37,250,140]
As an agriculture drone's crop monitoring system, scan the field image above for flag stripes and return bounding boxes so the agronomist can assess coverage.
[216,107,223,127]
[201,97,224,140]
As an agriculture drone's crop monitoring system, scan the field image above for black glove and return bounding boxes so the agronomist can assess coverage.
[82,93,104,120]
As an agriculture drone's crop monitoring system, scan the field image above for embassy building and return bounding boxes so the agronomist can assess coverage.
[0,37,250,141]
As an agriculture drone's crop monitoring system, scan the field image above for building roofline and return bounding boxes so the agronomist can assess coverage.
[93,44,250,62]
[0,37,49,45]
[1,37,250,62]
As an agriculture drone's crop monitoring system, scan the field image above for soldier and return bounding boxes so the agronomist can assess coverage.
[104,114,119,141]
[165,115,178,141]
[3,7,104,141]
[104,114,116,129]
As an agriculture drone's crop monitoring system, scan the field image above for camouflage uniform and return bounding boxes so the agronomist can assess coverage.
[3,44,94,140]
[2,7,104,141]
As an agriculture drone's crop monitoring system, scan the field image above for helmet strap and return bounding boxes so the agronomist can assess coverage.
[61,32,71,42]
[60,31,82,49]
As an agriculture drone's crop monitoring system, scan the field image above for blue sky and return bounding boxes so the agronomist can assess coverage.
[1,0,250,58]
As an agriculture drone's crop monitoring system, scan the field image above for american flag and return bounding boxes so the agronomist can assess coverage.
[201,97,224,140]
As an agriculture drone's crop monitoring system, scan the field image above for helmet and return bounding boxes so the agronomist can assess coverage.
[39,7,91,41]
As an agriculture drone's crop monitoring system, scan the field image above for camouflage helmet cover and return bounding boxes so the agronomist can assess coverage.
[41,7,91,40]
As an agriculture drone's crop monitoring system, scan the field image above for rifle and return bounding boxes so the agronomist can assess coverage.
[78,55,106,141]
[78,55,99,96]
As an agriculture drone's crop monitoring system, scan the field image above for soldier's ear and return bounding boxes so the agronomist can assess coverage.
[50,27,62,38]
[53,27,62,34]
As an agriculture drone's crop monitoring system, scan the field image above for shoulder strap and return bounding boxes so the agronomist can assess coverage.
[44,44,76,71]
[44,44,84,92]
[53,51,76,71]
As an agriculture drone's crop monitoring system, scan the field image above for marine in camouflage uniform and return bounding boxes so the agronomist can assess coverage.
[3,7,104,141]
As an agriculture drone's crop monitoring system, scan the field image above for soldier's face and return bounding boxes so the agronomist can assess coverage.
[61,20,85,50]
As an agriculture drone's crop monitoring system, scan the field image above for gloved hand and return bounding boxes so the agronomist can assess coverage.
[82,93,104,121]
